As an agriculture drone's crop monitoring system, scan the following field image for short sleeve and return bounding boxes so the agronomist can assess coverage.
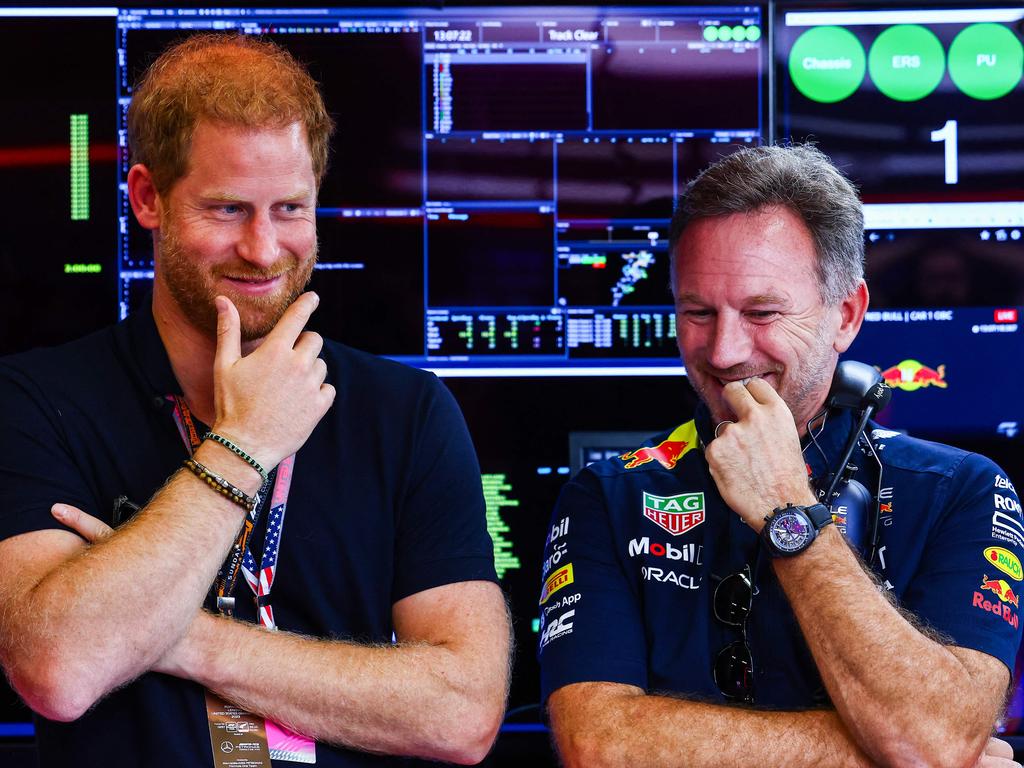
[902,454,1024,671]
[391,377,497,602]
[0,361,97,541]
[538,470,648,701]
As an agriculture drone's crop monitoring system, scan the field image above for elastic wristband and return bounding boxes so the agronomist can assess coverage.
[202,431,269,483]
[183,458,256,513]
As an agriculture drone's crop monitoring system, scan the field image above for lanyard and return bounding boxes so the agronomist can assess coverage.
[170,395,294,629]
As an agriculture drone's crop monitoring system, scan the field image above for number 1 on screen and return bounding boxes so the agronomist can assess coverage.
[930,119,958,185]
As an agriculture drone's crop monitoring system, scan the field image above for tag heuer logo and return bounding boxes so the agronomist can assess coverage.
[642,491,705,536]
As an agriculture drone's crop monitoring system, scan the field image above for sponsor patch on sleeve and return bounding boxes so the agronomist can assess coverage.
[984,547,1023,581]
[539,608,575,649]
[974,574,1020,629]
[539,563,574,605]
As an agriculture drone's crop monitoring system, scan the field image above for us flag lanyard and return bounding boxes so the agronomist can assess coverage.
[171,395,294,630]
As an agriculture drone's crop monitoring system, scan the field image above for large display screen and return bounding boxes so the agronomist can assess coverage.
[776,4,1024,202]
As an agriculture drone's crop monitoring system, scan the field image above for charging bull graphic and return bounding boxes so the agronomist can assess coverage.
[878,360,947,391]
[981,575,1020,608]
[620,422,698,470]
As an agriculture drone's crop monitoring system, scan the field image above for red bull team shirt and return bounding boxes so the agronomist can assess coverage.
[539,403,1024,709]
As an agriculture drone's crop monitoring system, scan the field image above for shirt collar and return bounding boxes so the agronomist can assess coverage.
[118,292,183,399]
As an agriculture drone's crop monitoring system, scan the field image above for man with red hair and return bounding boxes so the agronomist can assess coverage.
[0,34,509,768]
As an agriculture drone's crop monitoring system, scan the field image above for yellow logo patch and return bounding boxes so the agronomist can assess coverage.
[985,547,1023,581]
[539,563,574,605]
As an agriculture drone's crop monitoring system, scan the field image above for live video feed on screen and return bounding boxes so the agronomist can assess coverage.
[776,3,1024,442]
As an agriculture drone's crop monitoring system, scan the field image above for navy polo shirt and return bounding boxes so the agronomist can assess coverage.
[538,402,1024,709]
[0,298,497,767]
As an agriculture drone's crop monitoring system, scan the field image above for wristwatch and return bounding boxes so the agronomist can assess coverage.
[760,503,833,557]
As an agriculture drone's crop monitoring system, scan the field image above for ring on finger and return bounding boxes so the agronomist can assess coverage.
[714,420,735,438]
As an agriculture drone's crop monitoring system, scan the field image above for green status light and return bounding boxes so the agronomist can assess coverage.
[868,24,945,102]
[789,26,867,104]
[948,23,1023,100]
[703,24,760,44]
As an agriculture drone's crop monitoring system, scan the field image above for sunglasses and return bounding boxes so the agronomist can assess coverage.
[712,564,755,703]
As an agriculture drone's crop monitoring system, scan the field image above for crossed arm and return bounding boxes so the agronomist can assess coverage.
[550,379,1015,768]
[0,508,509,764]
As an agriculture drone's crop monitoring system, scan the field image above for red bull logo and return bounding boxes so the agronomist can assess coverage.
[879,502,893,514]
[974,588,1019,629]
[622,439,689,470]
[980,575,1020,608]
[878,360,947,391]
[620,422,697,470]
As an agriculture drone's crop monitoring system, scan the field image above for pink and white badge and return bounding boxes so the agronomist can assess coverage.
[267,720,316,764]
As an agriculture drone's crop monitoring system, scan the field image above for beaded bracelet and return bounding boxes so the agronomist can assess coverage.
[202,431,269,483]
[183,458,256,513]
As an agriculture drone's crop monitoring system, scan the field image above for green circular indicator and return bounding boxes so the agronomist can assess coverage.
[746,25,762,42]
[948,23,1023,100]
[718,25,733,42]
[732,25,747,42]
[789,26,866,104]
[868,25,945,102]
[703,25,718,42]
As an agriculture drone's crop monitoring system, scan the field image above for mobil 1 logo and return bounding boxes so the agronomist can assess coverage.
[628,537,702,564]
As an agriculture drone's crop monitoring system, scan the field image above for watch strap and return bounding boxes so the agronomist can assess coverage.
[804,502,833,531]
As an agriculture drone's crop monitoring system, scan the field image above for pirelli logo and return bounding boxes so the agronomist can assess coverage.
[539,563,574,605]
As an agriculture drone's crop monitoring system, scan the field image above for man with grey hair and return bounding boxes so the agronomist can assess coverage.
[539,145,1023,767]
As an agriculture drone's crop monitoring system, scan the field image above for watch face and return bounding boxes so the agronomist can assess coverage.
[768,510,813,554]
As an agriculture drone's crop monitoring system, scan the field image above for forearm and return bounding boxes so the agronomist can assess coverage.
[161,604,508,764]
[775,527,997,766]
[550,684,873,768]
[3,442,256,715]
